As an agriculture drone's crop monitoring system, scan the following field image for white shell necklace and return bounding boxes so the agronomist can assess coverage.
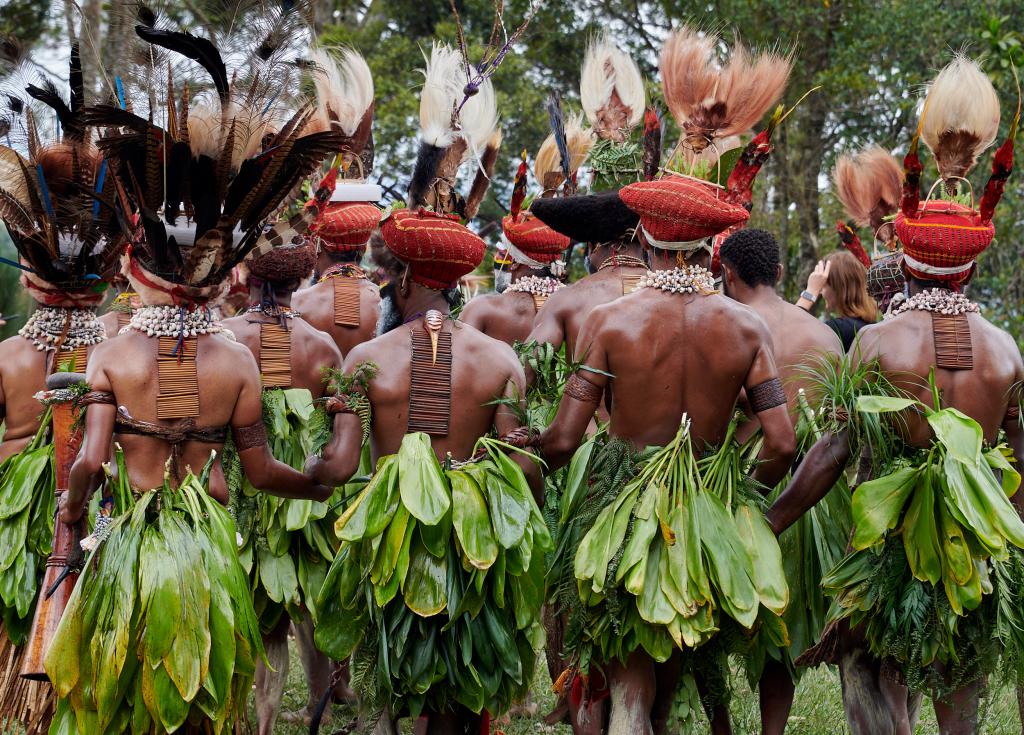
[505,275,564,297]
[18,306,105,352]
[123,305,229,338]
[890,288,980,317]
[636,265,716,295]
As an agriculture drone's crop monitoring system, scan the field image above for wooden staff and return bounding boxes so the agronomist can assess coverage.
[20,372,88,681]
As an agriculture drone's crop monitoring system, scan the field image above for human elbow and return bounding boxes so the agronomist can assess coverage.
[765,428,797,467]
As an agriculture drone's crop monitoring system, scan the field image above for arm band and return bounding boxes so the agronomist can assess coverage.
[748,378,787,414]
[565,373,603,405]
[233,420,268,451]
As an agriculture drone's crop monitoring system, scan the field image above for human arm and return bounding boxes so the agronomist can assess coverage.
[63,365,116,523]
[232,358,332,501]
[492,358,543,503]
[745,339,797,488]
[1004,350,1024,516]
[458,295,489,331]
[538,313,608,471]
[306,348,372,487]
[523,297,566,385]
[795,259,830,311]
[765,429,852,535]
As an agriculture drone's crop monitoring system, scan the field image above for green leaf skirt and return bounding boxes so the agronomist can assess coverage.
[315,432,551,719]
[45,451,264,734]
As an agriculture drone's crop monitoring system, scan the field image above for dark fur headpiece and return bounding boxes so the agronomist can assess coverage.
[529,190,639,244]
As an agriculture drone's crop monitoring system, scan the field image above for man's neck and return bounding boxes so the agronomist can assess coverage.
[399,285,449,322]
[511,267,550,283]
[907,279,953,297]
[249,286,293,308]
[593,243,645,269]
[734,283,779,308]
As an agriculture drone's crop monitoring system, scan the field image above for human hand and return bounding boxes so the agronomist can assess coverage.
[58,492,84,525]
[805,259,831,298]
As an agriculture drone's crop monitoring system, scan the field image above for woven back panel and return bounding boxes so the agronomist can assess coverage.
[332,278,362,327]
[408,329,453,436]
[260,324,292,388]
[932,313,973,371]
[157,337,199,419]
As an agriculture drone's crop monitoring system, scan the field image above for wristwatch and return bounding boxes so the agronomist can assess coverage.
[800,290,818,303]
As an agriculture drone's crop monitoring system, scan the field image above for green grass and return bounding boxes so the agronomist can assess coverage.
[262,639,1024,734]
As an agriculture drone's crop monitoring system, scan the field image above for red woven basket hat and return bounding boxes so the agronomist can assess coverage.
[312,202,382,252]
[381,209,486,289]
[620,175,750,246]
[501,213,570,263]
[894,200,994,283]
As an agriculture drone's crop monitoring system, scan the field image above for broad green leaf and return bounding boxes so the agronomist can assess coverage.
[482,465,531,550]
[985,447,1022,498]
[336,458,397,541]
[851,466,919,549]
[257,545,299,604]
[855,395,919,414]
[928,408,983,466]
[140,528,180,667]
[616,484,659,585]
[574,484,638,594]
[734,504,789,615]
[371,505,411,586]
[901,471,943,585]
[942,455,1004,555]
[697,493,758,629]
[560,439,595,524]
[660,506,696,617]
[0,446,50,520]
[403,539,448,616]
[398,433,450,525]
[450,470,499,570]
[936,496,973,585]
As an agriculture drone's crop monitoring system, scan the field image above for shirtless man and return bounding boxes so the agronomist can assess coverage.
[308,210,541,735]
[719,228,843,735]
[292,210,382,357]
[460,211,568,346]
[539,226,797,734]
[525,191,648,362]
[221,240,343,735]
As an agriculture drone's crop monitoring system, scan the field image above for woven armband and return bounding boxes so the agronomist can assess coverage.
[75,391,115,407]
[748,378,787,414]
[233,420,268,451]
[565,373,603,405]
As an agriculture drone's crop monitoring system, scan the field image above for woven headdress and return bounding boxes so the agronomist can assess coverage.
[832,146,904,268]
[895,54,1019,286]
[382,43,500,289]
[619,27,792,253]
[84,10,343,305]
[0,43,126,308]
[305,47,382,254]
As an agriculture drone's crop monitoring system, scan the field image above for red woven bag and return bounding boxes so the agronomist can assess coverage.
[895,200,993,279]
[620,176,750,244]
[502,213,570,262]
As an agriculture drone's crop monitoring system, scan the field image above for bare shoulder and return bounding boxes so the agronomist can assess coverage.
[460,292,499,319]
[784,301,843,352]
[710,294,770,339]
[0,334,27,359]
[343,333,386,368]
[297,319,343,362]
[974,315,1024,365]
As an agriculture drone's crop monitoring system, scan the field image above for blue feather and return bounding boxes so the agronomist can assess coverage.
[35,164,55,218]
[92,159,107,219]
[0,255,35,272]
[546,93,570,179]
[115,76,126,110]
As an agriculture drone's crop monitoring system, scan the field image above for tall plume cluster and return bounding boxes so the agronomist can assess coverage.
[580,33,645,143]
[660,25,791,154]
[83,3,343,288]
[308,47,375,177]
[407,42,501,219]
[834,146,904,233]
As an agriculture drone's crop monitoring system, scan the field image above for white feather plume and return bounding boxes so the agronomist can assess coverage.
[418,42,465,148]
[580,34,645,134]
[459,77,498,162]
[311,47,374,136]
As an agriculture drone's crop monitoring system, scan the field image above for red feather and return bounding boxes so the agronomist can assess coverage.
[979,102,1019,224]
[725,128,773,209]
[836,220,871,268]
[901,136,923,218]
[509,153,528,221]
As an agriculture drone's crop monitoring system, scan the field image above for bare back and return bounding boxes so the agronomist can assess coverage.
[854,311,1024,446]
[0,337,97,462]
[292,278,380,357]
[528,266,647,357]
[85,332,263,501]
[578,289,780,449]
[220,314,342,397]
[460,291,539,346]
[346,320,525,462]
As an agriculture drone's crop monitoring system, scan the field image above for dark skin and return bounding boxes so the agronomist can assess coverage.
[0,319,97,463]
[459,263,558,346]
[766,275,1024,735]
[292,250,381,357]
[62,315,331,525]
[539,248,797,735]
[720,259,842,735]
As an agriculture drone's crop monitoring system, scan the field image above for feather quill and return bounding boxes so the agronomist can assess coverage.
[920,54,1000,183]
[547,93,570,180]
[580,33,645,142]
[134,25,229,104]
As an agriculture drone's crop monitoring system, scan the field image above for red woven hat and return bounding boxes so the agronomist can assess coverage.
[501,213,570,263]
[312,202,382,252]
[620,175,749,247]
[381,209,486,289]
[894,200,993,284]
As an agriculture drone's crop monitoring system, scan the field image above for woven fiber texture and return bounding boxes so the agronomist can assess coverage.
[248,239,316,282]
[895,201,994,282]
[381,209,486,289]
[501,213,570,262]
[620,176,749,243]
[313,202,382,251]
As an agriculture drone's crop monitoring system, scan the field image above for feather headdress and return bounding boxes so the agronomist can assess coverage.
[920,54,1000,186]
[834,146,903,231]
[534,113,592,194]
[0,43,125,306]
[84,14,343,303]
[308,47,375,177]
[660,25,791,153]
[580,34,645,142]
[407,42,500,218]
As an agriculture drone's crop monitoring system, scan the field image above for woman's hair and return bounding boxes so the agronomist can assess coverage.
[826,251,878,322]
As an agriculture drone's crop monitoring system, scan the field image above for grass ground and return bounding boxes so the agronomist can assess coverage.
[260,639,1024,734]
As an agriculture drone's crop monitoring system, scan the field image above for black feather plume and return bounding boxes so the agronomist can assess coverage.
[530,190,639,243]
[69,42,84,114]
[547,93,570,180]
[134,25,229,103]
[136,4,157,27]
[25,80,79,139]
[407,141,446,209]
